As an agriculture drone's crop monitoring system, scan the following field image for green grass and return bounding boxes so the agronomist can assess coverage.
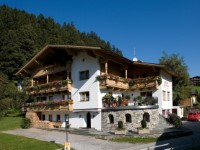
[0,132,63,150]
[188,85,200,93]
[0,113,75,150]
[111,136,158,143]
[0,114,24,131]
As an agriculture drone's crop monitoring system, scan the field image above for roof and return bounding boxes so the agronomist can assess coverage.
[16,45,177,77]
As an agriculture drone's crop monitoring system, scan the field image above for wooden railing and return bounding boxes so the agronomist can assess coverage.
[97,74,129,90]
[129,76,161,90]
[97,74,161,91]
[24,99,73,112]
[26,79,72,95]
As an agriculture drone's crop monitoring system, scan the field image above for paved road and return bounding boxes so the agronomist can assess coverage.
[2,121,200,150]
[3,128,140,150]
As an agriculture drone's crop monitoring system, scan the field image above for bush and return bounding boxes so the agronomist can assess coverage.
[21,118,31,129]
[167,113,182,128]
[141,119,147,128]
[118,121,123,129]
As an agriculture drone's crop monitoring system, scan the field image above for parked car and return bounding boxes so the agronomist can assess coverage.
[187,112,200,121]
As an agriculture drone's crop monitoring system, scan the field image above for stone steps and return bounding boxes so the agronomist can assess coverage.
[151,115,172,132]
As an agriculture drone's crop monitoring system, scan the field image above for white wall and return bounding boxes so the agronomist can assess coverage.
[70,52,102,130]
[159,70,173,115]
[71,52,100,110]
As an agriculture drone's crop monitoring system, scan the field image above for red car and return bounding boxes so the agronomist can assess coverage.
[187,112,200,121]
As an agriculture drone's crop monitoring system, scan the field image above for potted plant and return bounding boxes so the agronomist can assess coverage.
[122,95,130,106]
[117,96,122,106]
[137,119,149,134]
[115,121,126,135]
[102,93,114,107]
[136,96,143,106]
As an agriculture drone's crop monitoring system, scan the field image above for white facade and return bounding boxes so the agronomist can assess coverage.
[19,46,174,131]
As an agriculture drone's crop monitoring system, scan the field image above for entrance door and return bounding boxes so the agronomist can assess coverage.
[86,112,91,128]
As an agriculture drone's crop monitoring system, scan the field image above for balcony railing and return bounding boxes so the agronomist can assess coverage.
[24,99,73,112]
[97,74,161,91]
[26,79,72,95]
[133,96,158,106]
[129,76,161,90]
[97,74,129,90]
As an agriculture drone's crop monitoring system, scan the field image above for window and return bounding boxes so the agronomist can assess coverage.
[49,114,52,121]
[141,91,152,97]
[143,112,150,122]
[80,92,89,101]
[36,96,47,102]
[79,70,89,80]
[108,114,114,124]
[49,96,53,101]
[42,114,45,121]
[125,114,132,123]
[167,92,170,101]
[162,90,166,101]
[56,114,60,122]
[62,93,71,100]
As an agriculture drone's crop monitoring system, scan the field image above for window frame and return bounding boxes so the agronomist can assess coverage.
[49,114,53,122]
[108,114,114,124]
[125,113,132,123]
[80,92,90,102]
[79,70,89,80]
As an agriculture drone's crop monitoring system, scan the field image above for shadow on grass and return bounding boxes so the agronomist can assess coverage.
[49,141,63,149]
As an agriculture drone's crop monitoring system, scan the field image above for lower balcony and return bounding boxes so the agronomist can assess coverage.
[97,74,129,90]
[26,79,72,95]
[24,99,73,112]
[129,76,161,90]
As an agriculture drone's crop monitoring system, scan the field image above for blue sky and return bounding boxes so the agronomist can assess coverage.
[1,0,200,77]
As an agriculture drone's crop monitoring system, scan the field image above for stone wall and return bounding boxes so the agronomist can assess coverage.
[26,111,40,127]
[102,108,159,132]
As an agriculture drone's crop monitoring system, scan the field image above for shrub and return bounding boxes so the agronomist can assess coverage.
[118,121,123,129]
[167,113,182,128]
[141,119,147,128]
[21,118,31,129]
[125,95,131,100]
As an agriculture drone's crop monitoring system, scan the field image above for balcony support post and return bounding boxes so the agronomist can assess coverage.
[67,72,69,80]
[46,74,49,84]
[125,69,127,79]
[105,62,108,74]
[31,79,34,86]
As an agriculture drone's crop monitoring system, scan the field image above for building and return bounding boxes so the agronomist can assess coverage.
[16,45,176,132]
[190,76,200,86]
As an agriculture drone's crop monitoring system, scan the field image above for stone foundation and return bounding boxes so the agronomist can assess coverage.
[26,111,62,128]
[102,107,159,132]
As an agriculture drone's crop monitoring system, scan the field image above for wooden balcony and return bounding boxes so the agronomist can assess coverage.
[24,99,73,112]
[129,76,161,90]
[97,74,129,90]
[26,80,72,95]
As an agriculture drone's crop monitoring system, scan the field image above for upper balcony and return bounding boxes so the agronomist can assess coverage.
[24,99,73,112]
[26,79,72,95]
[129,76,161,90]
[97,74,161,91]
[97,74,129,90]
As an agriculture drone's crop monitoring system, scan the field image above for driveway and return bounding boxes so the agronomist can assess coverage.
[3,121,200,150]
[3,128,141,150]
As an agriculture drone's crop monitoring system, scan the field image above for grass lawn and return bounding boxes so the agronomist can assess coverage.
[189,85,200,93]
[0,113,75,150]
[0,132,63,150]
[0,114,24,131]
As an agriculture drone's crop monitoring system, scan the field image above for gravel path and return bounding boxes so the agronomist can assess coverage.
[3,128,142,150]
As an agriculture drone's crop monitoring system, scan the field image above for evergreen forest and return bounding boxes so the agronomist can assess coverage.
[0,5,122,80]
[0,5,122,116]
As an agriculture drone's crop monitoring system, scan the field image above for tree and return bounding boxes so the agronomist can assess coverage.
[159,52,191,105]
